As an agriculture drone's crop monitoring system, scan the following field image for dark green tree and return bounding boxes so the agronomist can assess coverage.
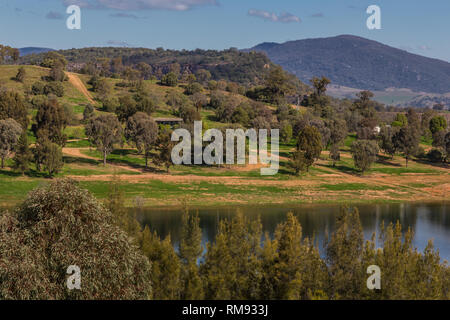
[351,140,379,173]
[12,132,33,174]
[295,125,322,172]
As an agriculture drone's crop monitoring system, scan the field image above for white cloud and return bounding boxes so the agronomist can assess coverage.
[248,9,301,23]
[63,0,217,11]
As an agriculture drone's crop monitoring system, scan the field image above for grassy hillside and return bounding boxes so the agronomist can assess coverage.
[0,65,448,208]
[0,65,91,108]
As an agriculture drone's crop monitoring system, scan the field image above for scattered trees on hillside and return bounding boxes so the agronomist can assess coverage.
[86,114,123,166]
[351,140,379,173]
[0,118,22,168]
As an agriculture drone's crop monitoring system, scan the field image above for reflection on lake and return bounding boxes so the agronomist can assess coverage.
[135,202,450,261]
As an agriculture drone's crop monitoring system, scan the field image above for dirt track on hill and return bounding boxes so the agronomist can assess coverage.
[66,72,96,104]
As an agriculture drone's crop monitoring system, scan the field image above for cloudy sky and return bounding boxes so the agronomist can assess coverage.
[1,0,449,61]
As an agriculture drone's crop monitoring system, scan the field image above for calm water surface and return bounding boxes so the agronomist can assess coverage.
[135,202,450,261]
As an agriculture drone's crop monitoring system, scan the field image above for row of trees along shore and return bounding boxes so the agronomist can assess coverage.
[0,179,448,300]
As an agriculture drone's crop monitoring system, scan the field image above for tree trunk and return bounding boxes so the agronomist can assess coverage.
[1,157,4,169]
[406,156,409,168]
[145,155,148,168]
[103,150,107,166]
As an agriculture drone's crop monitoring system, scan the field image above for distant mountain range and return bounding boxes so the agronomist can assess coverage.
[249,35,450,94]
[19,47,54,56]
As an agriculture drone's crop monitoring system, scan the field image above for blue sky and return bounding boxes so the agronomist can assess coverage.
[1,0,449,62]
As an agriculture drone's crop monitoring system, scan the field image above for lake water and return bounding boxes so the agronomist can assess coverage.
[135,202,450,262]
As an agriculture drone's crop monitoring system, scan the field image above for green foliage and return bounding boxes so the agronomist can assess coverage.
[280,121,293,144]
[125,112,158,167]
[0,179,151,299]
[378,125,398,158]
[82,104,95,123]
[392,113,408,127]
[161,72,178,87]
[141,227,181,299]
[85,114,123,165]
[14,67,26,83]
[184,82,203,96]
[329,143,341,166]
[294,126,323,172]
[393,125,420,167]
[0,90,29,128]
[0,118,22,168]
[21,47,277,87]
[154,126,175,172]
[33,97,67,146]
[351,140,379,173]
[1,186,449,300]
[40,51,67,69]
[179,207,204,299]
[12,132,33,174]
[202,211,262,299]
[429,116,447,134]
[0,44,19,64]
[326,207,365,299]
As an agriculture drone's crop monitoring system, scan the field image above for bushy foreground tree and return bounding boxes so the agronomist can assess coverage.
[0,179,151,300]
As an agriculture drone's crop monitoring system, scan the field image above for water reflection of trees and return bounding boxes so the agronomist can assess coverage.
[134,202,448,250]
